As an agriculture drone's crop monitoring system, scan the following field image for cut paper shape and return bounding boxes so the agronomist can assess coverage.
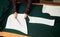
[42,4,60,17]
[29,16,55,26]
[5,14,28,34]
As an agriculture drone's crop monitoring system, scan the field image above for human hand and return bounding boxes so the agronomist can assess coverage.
[14,12,18,19]
[23,13,28,19]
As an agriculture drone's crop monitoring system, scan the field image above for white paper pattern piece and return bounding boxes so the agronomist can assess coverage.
[5,14,28,34]
[42,4,60,17]
[5,14,55,35]
[29,16,55,26]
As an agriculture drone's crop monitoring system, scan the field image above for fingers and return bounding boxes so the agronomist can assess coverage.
[14,12,28,19]
[14,12,18,19]
[23,13,28,19]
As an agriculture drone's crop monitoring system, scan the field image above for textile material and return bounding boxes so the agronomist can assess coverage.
[5,14,28,34]
[0,0,60,37]
[42,4,60,17]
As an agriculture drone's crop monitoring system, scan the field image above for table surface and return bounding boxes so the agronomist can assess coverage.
[32,1,60,6]
[0,32,30,37]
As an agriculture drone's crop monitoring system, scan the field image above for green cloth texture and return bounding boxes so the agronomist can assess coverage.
[0,0,60,37]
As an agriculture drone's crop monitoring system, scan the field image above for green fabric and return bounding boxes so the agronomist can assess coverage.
[0,0,60,37]
[0,0,13,30]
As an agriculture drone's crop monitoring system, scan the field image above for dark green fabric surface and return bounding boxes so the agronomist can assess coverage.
[0,0,60,37]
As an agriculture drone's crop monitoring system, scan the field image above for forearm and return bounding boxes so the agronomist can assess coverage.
[12,0,17,12]
[25,0,32,15]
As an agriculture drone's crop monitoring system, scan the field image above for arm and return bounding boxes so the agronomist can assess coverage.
[12,0,17,12]
[12,0,18,18]
[24,0,32,18]
[24,0,32,15]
